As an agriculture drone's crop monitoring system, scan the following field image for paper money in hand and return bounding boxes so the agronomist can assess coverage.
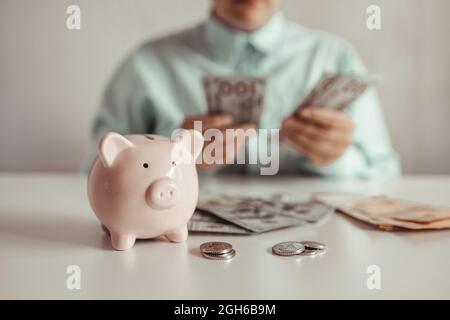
[312,192,450,231]
[298,73,379,111]
[203,75,266,125]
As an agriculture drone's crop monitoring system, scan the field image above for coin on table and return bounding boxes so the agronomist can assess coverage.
[301,241,327,251]
[202,249,236,261]
[272,241,305,256]
[298,249,320,256]
[200,242,233,255]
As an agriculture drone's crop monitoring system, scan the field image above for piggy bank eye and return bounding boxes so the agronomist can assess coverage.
[143,163,149,168]
[171,161,177,167]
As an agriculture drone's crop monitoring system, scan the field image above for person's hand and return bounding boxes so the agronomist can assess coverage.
[181,114,256,169]
[281,107,353,166]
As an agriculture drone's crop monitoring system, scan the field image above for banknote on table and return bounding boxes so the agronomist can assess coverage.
[188,209,252,234]
[298,73,379,111]
[203,75,266,126]
[312,192,450,231]
[196,194,334,233]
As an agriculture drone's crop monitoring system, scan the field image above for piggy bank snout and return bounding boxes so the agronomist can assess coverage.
[146,178,179,209]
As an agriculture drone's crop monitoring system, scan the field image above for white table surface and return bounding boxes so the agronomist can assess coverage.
[0,173,449,299]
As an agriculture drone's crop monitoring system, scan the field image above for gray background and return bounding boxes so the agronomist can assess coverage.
[1,0,449,173]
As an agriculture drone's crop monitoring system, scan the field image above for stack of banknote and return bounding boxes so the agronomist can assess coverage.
[189,194,334,234]
[202,73,378,128]
[298,73,379,111]
[203,75,266,125]
[313,192,450,231]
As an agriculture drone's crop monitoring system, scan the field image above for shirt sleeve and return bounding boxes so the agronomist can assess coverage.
[296,42,401,178]
[81,55,154,172]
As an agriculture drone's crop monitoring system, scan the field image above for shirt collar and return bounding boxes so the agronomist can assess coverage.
[203,11,287,64]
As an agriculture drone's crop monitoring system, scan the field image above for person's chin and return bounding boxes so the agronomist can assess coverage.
[231,12,267,30]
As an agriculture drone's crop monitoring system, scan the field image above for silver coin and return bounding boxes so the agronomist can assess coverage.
[200,242,233,255]
[301,241,327,251]
[202,249,236,260]
[298,248,327,257]
[272,241,305,256]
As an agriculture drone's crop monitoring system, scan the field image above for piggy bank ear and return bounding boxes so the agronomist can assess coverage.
[171,129,204,163]
[98,132,133,167]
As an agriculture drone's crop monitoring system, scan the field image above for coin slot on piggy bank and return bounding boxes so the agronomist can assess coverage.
[87,130,204,250]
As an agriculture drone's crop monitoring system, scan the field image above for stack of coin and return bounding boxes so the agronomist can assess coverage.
[272,241,305,256]
[299,240,326,256]
[200,242,236,260]
[272,241,326,257]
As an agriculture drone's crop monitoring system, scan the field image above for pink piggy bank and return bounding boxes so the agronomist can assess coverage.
[87,129,204,250]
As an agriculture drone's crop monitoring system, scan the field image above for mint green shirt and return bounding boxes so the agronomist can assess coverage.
[85,12,400,177]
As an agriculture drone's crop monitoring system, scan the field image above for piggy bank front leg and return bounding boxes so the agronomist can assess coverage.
[111,232,136,250]
[165,225,188,242]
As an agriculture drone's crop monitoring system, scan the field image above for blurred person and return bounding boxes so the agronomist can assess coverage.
[84,0,400,177]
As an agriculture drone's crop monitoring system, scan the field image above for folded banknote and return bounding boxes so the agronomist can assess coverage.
[313,192,450,231]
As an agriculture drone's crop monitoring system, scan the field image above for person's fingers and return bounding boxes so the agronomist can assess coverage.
[182,114,234,131]
[282,116,342,146]
[281,117,307,150]
[296,120,352,148]
[281,117,306,136]
[285,117,328,141]
[299,108,353,130]
[295,133,341,161]
[280,118,316,154]
[281,117,344,165]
